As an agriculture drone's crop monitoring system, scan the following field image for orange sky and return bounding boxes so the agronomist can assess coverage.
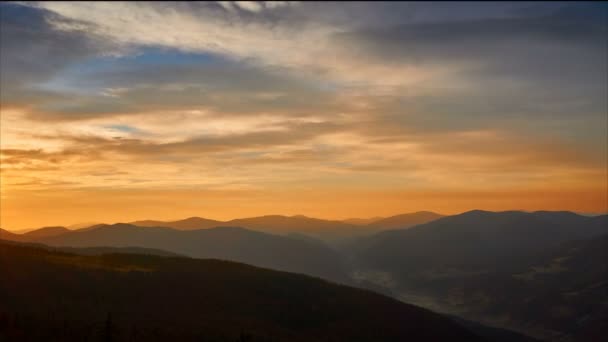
[2,186,606,230]
[1,2,607,230]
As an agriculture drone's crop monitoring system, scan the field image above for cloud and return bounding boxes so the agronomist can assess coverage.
[17,1,444,94]
[8,2,603,129]
[0,3,127,117]
[332,5,607,113]
[2,120,603,191]
[0,4,87,87]
[1,2,606,226]
[217,1,297,13]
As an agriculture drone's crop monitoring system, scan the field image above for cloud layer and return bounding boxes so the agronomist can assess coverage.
[1,2,606,228]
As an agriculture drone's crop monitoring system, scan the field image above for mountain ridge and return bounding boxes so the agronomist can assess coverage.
[21,223,351,283]
[365,211,444,230]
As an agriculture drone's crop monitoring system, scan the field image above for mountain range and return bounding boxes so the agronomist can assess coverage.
[2,209,606,341]
[131,212,444,240]
[130,215,371,241]
[4,211,445,243]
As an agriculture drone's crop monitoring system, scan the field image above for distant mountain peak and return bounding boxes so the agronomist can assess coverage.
[182,216,216,221]
[460,209,493,215]
[366,211,444,230]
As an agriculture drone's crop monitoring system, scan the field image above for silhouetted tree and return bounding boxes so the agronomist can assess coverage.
[103,312,113,342]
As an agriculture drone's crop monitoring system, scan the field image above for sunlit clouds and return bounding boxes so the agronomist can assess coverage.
[1,2,607,229]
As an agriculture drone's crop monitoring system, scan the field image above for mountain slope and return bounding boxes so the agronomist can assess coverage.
[0,239,183,257]
[342,217,384,225]
[226,215,370,240]
[21,226,71,239]
[66,222,101,229]
[352,210,608,341]
[366,211,444,230]
[356,210,608,272]
[1,226,73,241]
[0,228,19,241]
[0,241,485,342]
[32,224,351,283]
[407,234,608,341]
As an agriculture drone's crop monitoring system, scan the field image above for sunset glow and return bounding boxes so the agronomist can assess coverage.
[1,2,606,230]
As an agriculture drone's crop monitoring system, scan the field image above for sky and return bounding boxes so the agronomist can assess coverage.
[1,1,607,230]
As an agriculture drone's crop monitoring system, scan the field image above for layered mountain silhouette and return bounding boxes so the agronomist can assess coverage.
[228,215,360,237]
[10,224,350,283]
[131,215,375,240]
[0,241,485,342]
[128,212,444,240]
[351,210,608,341]
[3,210,606,341]
[11,212,445,243]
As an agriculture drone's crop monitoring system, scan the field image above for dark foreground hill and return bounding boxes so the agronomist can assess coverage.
[0,239,183,257]
[0,241,485,342]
